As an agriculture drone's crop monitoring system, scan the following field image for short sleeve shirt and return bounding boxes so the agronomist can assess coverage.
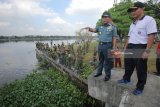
[95,24,117,42]
[128,15,157,44]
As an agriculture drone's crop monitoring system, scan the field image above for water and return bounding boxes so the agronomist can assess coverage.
[0,40,75,87]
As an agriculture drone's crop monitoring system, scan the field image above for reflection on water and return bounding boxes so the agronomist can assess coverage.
[0,41,37,86]
[0,40,75,87]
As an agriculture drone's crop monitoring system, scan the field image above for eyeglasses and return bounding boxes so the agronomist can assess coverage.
[130,8,138,12]
[102,16,109,18]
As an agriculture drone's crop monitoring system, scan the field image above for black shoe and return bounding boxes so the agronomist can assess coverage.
[153,72,157,74]
[153,72,160,76]
[94,73,102,77]
[104,75,110,81]
[156,73,160,76]
[133,89,143,95]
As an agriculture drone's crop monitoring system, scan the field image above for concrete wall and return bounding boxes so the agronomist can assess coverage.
[88,69,160,107]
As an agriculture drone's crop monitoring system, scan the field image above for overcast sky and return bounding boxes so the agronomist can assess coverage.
[0,0,148,36]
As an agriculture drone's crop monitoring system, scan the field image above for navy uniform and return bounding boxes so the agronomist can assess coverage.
[93,11,117,81]
[96,23,117,79]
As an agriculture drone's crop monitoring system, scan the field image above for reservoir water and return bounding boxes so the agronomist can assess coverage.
[0,40,75,87]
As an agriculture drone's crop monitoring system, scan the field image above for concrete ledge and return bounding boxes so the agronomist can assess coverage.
[88,69,160,107]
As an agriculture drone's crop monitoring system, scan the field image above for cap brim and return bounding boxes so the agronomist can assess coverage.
[127,7,138,12]
[102,15,109,17]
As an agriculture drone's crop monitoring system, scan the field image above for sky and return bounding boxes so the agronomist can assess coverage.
[0,0,150,36]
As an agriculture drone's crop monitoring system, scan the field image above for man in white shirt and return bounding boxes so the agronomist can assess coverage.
[117,2,157,95]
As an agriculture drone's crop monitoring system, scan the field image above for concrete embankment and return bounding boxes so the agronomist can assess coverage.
[88,70,160,107]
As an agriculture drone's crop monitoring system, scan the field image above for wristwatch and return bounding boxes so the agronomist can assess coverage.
[144,49,150,53]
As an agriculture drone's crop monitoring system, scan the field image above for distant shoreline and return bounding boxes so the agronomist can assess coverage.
[0,35,97,42]
[0,36,77,42]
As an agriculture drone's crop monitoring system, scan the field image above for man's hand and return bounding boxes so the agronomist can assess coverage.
[83,27,96,32]
[84,27,90,31]
[110,49,115,56]
[142,51,150,59]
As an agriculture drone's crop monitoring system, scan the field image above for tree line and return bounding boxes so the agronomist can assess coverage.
[97,0,160,40]
[0,35,77,41]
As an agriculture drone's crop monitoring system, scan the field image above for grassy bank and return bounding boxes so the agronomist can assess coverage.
[116,41,157,73]
[81,40,158,75]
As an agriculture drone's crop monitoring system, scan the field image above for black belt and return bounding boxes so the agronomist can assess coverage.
[99,42,112,45]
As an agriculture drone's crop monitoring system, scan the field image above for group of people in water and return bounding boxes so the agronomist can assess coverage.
[36,39,125,73]
[36,40,91,72]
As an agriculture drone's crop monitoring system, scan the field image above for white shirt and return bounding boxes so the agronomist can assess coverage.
[128,15,157,44]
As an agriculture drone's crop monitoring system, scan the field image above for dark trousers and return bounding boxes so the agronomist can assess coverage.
[97,43,113,77]
[156,55,160,74]
[123,44,147,90]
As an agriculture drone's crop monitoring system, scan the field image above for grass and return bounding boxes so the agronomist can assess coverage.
[82,40,158,74]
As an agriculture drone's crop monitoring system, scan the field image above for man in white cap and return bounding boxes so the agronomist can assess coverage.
[118,1,157,95]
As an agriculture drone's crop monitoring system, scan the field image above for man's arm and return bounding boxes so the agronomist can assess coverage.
[112,26,118,49]
[112,37,117,49]
[142,34,155,59]
[123,36,129,51]
[85,27,97,33]
[145,34,155,51]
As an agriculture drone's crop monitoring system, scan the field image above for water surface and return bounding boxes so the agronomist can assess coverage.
[0,40,75,86]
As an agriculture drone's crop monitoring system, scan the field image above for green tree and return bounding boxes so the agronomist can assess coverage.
[108,0,160,39]
[145,0,160,28]
[96,19,103,27]
[108,0,132,39]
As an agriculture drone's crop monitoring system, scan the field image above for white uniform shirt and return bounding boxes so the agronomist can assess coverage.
[128,15,157,44]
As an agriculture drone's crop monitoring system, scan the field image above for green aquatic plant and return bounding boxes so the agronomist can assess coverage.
[0,68,87,107]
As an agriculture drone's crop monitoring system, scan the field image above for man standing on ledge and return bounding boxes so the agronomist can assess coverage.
[85,11,117,81]
[118,2,157,95]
